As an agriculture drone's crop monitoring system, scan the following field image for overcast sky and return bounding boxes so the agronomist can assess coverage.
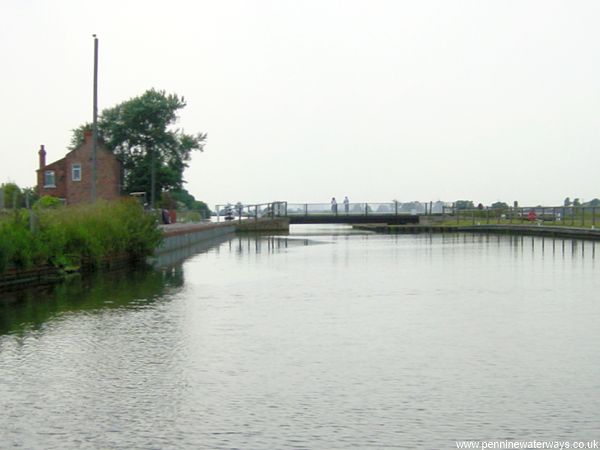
[1,0,599,208]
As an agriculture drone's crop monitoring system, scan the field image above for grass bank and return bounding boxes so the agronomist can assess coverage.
[0,199,162,277]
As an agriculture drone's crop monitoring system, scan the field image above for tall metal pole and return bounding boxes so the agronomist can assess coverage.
[150,147,156,208]
[91,34,99,202]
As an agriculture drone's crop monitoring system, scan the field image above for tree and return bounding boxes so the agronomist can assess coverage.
[71,89,206,206]
[1,183,22,209]
[491,201,509,209]
[454,200,474,210]
[22,187,39,207]
[563,197,572,207]
[169,188,213,218]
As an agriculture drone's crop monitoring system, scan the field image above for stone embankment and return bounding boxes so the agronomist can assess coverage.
[157,217,290,252]
[157,221,236,253]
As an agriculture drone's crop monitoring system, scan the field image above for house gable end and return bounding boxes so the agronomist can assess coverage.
[35,131,122,204]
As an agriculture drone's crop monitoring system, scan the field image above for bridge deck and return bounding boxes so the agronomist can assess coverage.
[287,214,419,225]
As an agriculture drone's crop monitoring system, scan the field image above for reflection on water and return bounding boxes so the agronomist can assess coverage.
[152,234,233,267]
[228,235,316,255]
[0,229,599,449]
[0,234,236,337]
[0,267,184,336]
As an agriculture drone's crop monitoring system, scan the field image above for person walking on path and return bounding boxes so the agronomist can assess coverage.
[343,196,349,214]
[331,197,338,214]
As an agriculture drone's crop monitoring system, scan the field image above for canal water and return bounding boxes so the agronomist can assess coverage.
[0,226,599,449]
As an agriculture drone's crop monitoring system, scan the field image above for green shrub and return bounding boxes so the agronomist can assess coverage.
[33,195,63,210]
[0,199,162,274]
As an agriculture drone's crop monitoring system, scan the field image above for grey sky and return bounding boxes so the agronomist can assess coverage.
[1,0,599,208]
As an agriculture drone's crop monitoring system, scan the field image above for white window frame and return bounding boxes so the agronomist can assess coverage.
[72,163,82,182]
[44,170,56,188]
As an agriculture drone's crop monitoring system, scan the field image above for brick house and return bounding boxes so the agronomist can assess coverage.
[36,130,122,204]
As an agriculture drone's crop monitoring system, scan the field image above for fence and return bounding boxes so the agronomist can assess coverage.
[0,188,37,210]
[452,205,599,228]
[215,201,288,222]
[283,201,452,216]
[216,201,455,220]
[214,201,600,228]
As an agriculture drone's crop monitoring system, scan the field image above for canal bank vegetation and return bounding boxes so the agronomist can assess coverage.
[355,204,600,241]
[0,199,162,277]
[441,205,600,229]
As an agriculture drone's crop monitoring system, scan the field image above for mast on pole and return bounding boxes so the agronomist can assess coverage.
[91,34,98,202]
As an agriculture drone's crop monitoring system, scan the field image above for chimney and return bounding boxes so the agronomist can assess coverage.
[83,129,93,142]
[39,144,46,169]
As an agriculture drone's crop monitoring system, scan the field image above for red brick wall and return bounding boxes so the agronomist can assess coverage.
[36,133,122,204]
[37,159,67,199]
[65,144,121,205]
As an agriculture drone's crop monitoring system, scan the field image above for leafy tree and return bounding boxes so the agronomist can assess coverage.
[573,198,581,207]
[193,200,211,219]
[168,189,196,210]
[563,197,572,207]
[584,198,600,207]
[491,202,509,209]
[454,200,474,210]
[168,189,212,218]
[22,187,39,207]
[71,89,206,206]
[1,183,22,209]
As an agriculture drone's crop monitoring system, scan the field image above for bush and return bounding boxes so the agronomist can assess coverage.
[0,199,162,274]
[34,195,63,210]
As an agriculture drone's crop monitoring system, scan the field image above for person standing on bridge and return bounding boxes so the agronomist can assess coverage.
[331,197,338,214]
[343,196,349,214]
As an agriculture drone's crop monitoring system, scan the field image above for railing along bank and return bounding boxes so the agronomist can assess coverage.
[453,205,599,228]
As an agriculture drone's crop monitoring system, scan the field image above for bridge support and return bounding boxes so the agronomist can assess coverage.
[236,218,290,232]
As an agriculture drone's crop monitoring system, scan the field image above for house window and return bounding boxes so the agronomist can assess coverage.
[44,171,56,188]
[72,164,82,181]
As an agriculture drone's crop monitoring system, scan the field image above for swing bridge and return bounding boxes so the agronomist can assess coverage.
[215,201,452,225]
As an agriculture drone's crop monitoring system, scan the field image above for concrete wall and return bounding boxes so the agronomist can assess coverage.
[235,218,290,232]
[157,223,236,254]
